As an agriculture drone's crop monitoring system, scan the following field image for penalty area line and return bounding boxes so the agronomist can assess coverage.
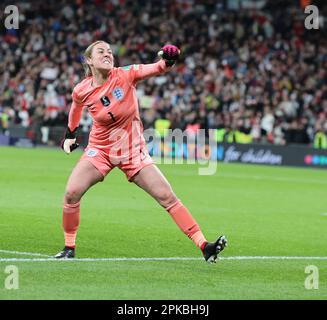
[1,256,327,262]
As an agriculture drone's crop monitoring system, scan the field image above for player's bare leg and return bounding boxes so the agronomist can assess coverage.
[131,164,227,262]
[55,160,104,258]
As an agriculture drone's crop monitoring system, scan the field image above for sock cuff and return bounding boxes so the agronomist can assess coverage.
[64,201,80,209]
[165,199,182,212]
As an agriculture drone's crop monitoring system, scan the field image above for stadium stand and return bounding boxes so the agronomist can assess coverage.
[0,0,326,147]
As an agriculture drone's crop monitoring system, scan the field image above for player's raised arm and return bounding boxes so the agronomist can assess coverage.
[61,92,84,154]
[127,44,180,84]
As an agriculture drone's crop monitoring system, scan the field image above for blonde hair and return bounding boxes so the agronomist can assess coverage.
[82,40,110,77]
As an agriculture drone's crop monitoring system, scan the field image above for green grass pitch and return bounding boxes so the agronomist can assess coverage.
[0,146,326,300]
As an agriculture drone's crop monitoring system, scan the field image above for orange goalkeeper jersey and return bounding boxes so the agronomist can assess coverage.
[68,59,169,160]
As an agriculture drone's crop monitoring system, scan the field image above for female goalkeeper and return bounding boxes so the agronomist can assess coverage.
[55,41,227,262]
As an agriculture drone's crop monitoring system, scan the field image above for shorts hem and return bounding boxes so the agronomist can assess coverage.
[127,161,154,182]
[79,158,107,180]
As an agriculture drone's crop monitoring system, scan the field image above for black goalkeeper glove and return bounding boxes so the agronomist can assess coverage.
[61,127,79,154]
[158,44,180,67]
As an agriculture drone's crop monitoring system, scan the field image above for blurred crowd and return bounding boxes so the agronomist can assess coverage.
[0,0,326,147]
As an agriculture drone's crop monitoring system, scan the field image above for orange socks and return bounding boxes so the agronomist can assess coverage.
[62,202,80,248]
[166,200,207,249]
[62,200,206,250]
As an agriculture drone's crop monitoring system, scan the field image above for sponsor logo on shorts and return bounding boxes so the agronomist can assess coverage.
[87,149,98,157]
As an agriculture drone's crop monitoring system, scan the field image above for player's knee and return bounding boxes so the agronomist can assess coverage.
[157,188,178,209]
[64,189,82,204]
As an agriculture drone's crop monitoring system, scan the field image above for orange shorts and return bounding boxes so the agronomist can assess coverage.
[79,146,154,181]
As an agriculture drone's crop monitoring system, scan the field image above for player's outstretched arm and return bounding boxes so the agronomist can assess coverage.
[129,44,180,83]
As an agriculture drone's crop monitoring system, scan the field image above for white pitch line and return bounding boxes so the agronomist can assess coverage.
[0,249,51,257]
[1,256,327,262]
[0,257,200,262]
[222,256,327,260]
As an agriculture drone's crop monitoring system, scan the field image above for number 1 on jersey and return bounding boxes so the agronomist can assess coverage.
[108,112,116,122]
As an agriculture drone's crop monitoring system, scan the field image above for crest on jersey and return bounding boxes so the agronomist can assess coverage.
[100,95,110,107]
[112,87,124,101]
